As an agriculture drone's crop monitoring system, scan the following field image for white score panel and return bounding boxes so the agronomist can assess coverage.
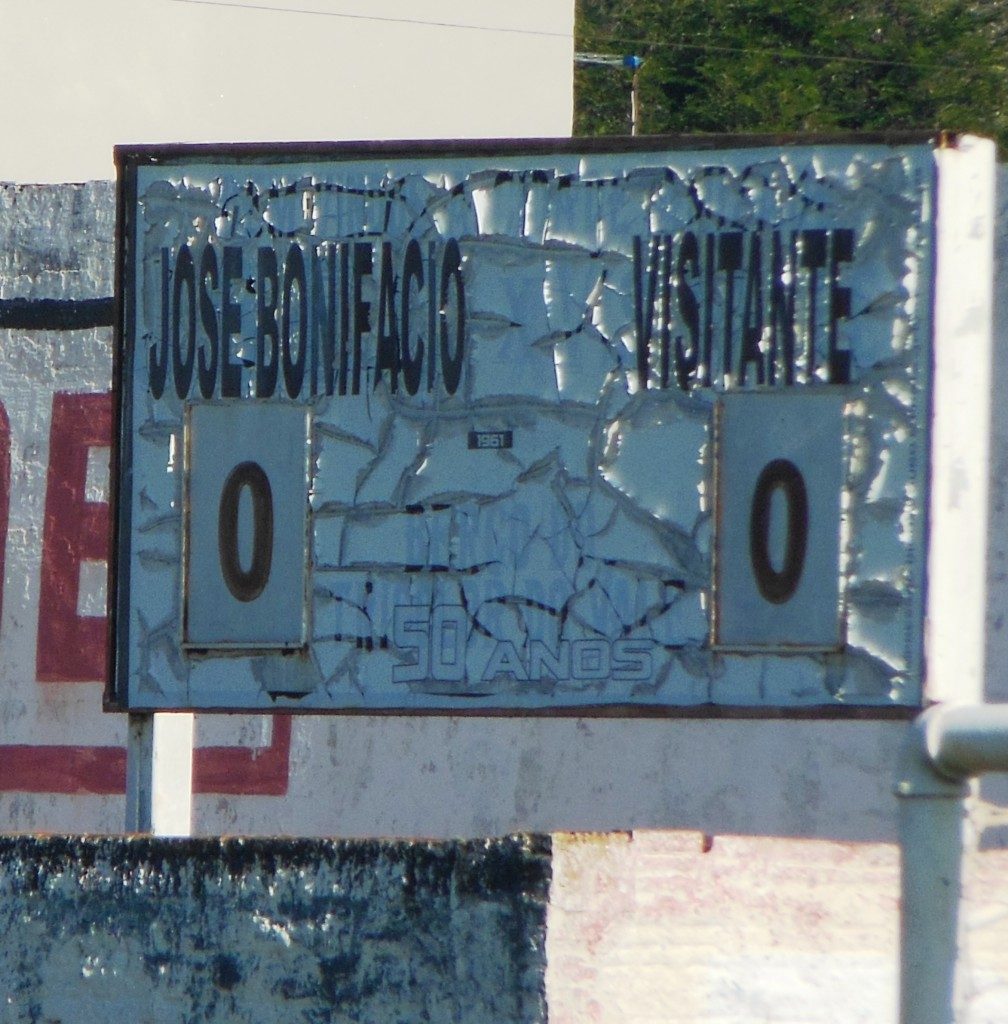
[715,391,845,649]
[184,402,311,649]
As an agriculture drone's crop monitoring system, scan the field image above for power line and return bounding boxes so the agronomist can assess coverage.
[166,2,1000,73]
[578,32,1005,73]
[168,0,573,38]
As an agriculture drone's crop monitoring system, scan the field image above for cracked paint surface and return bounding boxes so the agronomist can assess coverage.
[117,141,935,711]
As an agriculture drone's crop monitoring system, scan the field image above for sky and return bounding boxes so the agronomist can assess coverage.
[0,0,574,182]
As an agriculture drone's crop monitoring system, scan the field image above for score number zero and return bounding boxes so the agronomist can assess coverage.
[216,460,274,604]
[183,402,309,650]
[748,457,809,606]
[715,392,845,650]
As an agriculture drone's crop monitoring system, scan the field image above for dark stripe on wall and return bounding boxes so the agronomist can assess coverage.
[0,297,114,330]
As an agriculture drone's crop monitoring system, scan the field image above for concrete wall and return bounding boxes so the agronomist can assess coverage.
[548,832,1008,1024]
[2,831,1003,1023]
[0,834,549,1023]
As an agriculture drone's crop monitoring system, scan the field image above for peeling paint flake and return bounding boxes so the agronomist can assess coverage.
[114,138,943,712]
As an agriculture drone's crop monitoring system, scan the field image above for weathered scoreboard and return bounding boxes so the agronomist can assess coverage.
[107,134,992,713]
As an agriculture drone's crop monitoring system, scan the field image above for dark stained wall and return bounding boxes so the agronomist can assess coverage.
[0,834,549,1023]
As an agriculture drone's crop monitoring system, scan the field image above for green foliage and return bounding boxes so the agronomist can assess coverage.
[575,0,1008,150]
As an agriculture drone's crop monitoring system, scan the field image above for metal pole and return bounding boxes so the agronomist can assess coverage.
[125,712,154,833]
[572,53,643,135]
[125,711,194,836]
[898,793,965,1024]
[631,68,640,136]
[896,703,1008,1024]
[923,704,1008,780]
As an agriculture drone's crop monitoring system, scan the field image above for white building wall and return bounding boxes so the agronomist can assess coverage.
[0,0,574,183]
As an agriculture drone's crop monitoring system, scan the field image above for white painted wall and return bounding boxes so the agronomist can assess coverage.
[0,0,574,183]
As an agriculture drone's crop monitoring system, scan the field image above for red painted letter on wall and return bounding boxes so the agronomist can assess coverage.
[37,392,111,682]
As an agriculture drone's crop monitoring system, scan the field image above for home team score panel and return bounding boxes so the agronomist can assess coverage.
[113,139,937,713]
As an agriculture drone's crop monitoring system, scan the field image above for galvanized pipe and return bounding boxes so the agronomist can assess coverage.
[922,703,1008,782]
[897,703,1008,1024]
[125,712,154,834]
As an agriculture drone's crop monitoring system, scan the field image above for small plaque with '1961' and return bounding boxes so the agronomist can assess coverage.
[468,430,513,450]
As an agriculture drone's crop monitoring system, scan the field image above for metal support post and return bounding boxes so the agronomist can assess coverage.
[630,68,640,136]
[125,713,154,833]
[896,704,1008,1024]
[125,711,194,836]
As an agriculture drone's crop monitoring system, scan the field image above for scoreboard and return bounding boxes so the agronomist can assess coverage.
[108,134,991,714]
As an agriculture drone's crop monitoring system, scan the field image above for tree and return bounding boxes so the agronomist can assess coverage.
[575,0,1008,150]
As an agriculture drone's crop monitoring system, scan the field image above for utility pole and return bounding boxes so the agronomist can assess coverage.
[574,52,645,135]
